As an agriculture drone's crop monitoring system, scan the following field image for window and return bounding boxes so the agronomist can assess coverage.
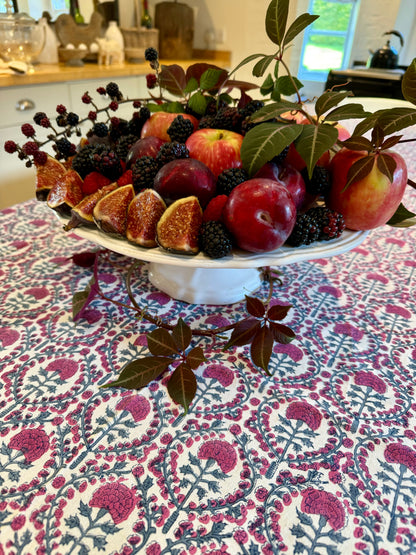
[298,0,360,82]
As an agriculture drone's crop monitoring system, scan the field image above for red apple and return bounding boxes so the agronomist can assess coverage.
[223,178,297,252]
[185,128,244,177]
[254,161,307,211]
[327,148,408,230]
[153,158,216,207]
[126,136,166,168]
[140,111,198,142]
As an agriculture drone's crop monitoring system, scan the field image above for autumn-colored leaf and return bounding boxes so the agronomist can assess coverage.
[381,135,403,150]
[72,251,98,268]
[250,325,274,374]
[147,328,179,357]
[159,64,187,96]
[270,322,296,344]
[223,318,262,350]
[185,346,207,370]
[267,304,292,321]
[343,155,375,191]
[245,295,265,318]
[376,152,397,182]
[100,356,171,390]
[172,317,192,351]
[72,276,98,322]
[167,363,197,414]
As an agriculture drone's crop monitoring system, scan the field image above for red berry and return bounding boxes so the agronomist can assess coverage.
[109,101,118,111]
[203,195,228,223]
[82,93,92,104]
[96,87,106,95]
[40,117,50,128]
[4,140,17,153]
[56,104,67,114]
[21,123,35,137]
[33,151,48,165]
[88,111,97,121]
[146,74,157,89]
[22,141,39,155]
[133,100,141,109]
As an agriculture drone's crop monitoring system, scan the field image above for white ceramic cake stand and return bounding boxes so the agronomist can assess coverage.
[60,219,369,304]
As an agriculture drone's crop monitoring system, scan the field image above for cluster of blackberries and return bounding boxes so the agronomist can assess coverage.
[199,221,233,259]
[287,206,346,247]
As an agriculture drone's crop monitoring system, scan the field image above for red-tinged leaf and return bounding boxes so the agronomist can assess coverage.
[381,135,403,150]
[100,356,171,390]
[266,0,289,46]
[267,304,292,321]
[72,276,98,322]
[340,136,372,152]
[250,325,274,375]
[159,64,187,96]
[167,363,197,414]
[186,346,207,370]
[222,78,260,93]
[343,155,375,192]
[270,322,296,344]
[72,251,98,267]
[377,152,396,182]
[245,295,265,318]
[147,328,179,357]
[223,318,262,350]
[371,125,384,148]
[172,317,192,351]
[402,58,416,104]
[295,123,339,178]
[387,203,416,227]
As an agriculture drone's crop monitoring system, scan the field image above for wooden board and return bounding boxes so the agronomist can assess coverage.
[154,2,194,59]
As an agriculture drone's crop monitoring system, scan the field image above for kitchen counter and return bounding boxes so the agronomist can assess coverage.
[0,49,231,88]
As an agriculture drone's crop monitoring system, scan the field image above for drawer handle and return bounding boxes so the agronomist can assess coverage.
[16,99,35,112]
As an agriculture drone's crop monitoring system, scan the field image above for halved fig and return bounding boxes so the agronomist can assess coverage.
[156,196,203,255]
[35,155,67,201]
[93,184,135,237]
[127,189,166,248]
[64,183,119,231]
[46,169,84,216]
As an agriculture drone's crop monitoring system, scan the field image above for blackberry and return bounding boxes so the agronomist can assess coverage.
[216,168,248,196]
[54,137,75,159]
[109,117,129,142]
[156,142,189,166]
[144,47,158,62]
[167,115,194,143]
[287,206,345,247]
[115,134,138,161]
[239,100,265,119]
[302,165,332,196]
[198,115,216,129]
[205,98,228,116]
[33,112,47,125]
[92,122,109,138]
[93,149,123,181]
[56,114,67,127]
[67,112,80,126]
[272,145,290,165]
[71,144,97,178]
[132,156,160,191]
[127,107,151,137]
[106,82,121,99]
[199,221,233,259]
[213,107,243,133]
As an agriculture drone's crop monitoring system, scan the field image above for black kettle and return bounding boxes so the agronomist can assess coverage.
[369,30,404,69]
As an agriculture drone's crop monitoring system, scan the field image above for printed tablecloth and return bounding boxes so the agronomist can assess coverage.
[0,147,415,554]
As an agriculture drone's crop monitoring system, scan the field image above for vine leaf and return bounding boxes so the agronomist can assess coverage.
[295,123,338,177]
[283,12,319,48]
[249,100,302,123]
[186,346,207,370]
[266,0,289,47]
[401,57,416,104]
[101,357,171,390]
[324,102,370,122]
[147,328,179,356]
[253,54,276,78]
[159,64,187,96]
[377,107,416,135]
[200,68,225,91]
[167,363,197,414]
[274,75,304,97]
[172,317,192,351]
[377,152,397,182]
[267,304,292,321]
[250,325,274,375]
[387,203,416,227]
[245,295,266,318]
[314,91,353,118]
[223,318,262,349]
[270,322,296,344]
[343,155,375,191]
[341,136,373,152]
[73,276,98,322]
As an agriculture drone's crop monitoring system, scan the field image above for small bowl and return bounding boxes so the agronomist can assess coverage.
[58,47,87,66]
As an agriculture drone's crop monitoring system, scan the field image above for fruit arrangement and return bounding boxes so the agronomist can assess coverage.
[4,1,416,262]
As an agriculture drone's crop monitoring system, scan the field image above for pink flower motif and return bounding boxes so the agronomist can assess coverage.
[385,304,412,319]
[286,401,322,431]
[45,359,78,380]
[146,292,171,305]
[146,544,161,555]
[366,273,389,284]
[318,285,342,298]
[198,440,237,473]
[354,371,386,394]
[116,395,151,422]
[11,515,26,530]
[204,314,231,328]
[89,482,135,524]
[384,443,416,475]
[300,488,345,531]
[24,287,49,300]
[0,328,20,347]
[273,343,303,362]
[9,428,50,463]
[333,323,363,340]
[203,365,234,387]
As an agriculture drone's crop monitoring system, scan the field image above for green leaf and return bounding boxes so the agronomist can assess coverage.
[377,107,416,135]
[323,103,370,122]
[352,112,384,136]
[376,152,396,182]
[183,76,199,94]
[165,101,186,114]
[187,92,208,115]
[226,53,265,80]
[245,295,265,318]
[341,136,373,151]
[172,317,192,351]
[267,304,291,321]
[186,62,227,87]
[250,325,274,374]
[200,68,225,91]
[283,13,319,47]
[250,100,302,123]
[100,356,170,389]
[241,122,303,176]
[402,58,416,104]
[386,203,416,227]
[253,54,276,78]
[185,346,207,370]
[167,363,197,415]
[274,75,303,97]
[147,328,179,356]
[314,91,353,118]
[294,123,338,177]
[266,0,289,46]
[223,318,262,350]
[270,322,296,343]
[260,74,275,96]
[159,64,187,96]
[343,155,375,191]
